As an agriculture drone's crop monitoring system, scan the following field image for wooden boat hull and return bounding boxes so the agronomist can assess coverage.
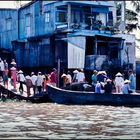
[47,84,140,107]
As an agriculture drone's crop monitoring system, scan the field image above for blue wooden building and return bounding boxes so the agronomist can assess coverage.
[0,8,18,63]
[0,1,136,74]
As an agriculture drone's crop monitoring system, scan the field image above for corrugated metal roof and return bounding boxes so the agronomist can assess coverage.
[64,1,114,7]
[0,8,17,10]
[68,31,123,40]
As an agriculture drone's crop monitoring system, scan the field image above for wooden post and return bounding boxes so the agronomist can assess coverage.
[68,3,71,29]
[57,58,61,88]
[113,1,117,26]
[120,1,126,32]
[121,1,125,23]
[95,37,97,55]
[90,17,93,30]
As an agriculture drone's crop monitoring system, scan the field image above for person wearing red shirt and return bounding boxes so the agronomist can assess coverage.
[50,68,57,87]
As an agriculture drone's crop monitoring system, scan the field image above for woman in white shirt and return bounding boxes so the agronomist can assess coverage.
[76,69,85,83]
[36,72,43,94]
[31,72,37,95]
[114,72,124,93]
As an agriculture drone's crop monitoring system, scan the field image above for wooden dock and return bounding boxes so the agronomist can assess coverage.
[0,79,52,103]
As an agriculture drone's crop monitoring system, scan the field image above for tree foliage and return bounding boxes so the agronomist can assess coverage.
[131,1,140,13]
[117,1,140,33]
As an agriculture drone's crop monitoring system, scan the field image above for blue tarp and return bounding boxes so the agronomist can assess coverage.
[92,7,109,13]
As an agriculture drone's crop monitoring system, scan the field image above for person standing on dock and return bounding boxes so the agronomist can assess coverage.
[17,70,25,93]
[10,66,17,91]
[0,58,5,82]
[25,75,33,97]
[31,72,37,96]
[10,59,16,68]
[3,64,9,89]
[36,72,43,95]
[50,68,57,87]
[4,59,8,70]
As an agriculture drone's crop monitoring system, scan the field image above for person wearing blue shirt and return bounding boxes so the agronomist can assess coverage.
[91,70,97,92]
[128,70,136,92]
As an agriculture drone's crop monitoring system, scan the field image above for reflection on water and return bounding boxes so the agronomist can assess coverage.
[0,100,139,139]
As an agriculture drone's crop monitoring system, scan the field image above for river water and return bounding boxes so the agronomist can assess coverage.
[0,100,140,139]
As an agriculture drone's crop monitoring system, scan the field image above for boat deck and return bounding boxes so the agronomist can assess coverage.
[0,78,35,97]
[0,78,51,103]
[46,84,140,107]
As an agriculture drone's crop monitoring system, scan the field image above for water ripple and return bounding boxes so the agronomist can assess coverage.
[0,101,139,139]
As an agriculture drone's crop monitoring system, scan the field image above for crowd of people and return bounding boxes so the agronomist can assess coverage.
[60,69,136,94]
[0,57,136,97]
[17,67,58,97]
[0,58,58,97]
[91,70,136,94]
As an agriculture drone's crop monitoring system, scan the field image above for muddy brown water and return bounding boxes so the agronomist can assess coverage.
[0,100,139,139]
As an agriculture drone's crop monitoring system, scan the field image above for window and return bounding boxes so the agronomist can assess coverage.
[25,15,31,37]
[45,12,50,23]
[85,13,97,26]
[108,11,113,26]
[72,11,81,23]
[25,15,31,27]
[56,11,66,22]
[6,18,12,31]
[108,11,113,20]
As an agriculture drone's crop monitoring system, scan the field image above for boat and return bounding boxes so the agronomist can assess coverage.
[46,84,140,107]
[0,84,52,103]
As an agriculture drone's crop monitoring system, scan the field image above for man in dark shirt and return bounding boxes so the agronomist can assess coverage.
[104,79,112,94]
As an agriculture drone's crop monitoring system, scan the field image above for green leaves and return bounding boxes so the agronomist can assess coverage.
[117,1,140,33]
[126,9,138,21]
[131,1,140,13]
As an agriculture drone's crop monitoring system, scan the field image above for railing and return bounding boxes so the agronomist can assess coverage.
[55,20,115,33]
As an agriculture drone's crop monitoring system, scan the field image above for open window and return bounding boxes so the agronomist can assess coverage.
[56,11,67,22]
[45,12,50,23]
[25,14,31,37]
[97,42,108,55]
